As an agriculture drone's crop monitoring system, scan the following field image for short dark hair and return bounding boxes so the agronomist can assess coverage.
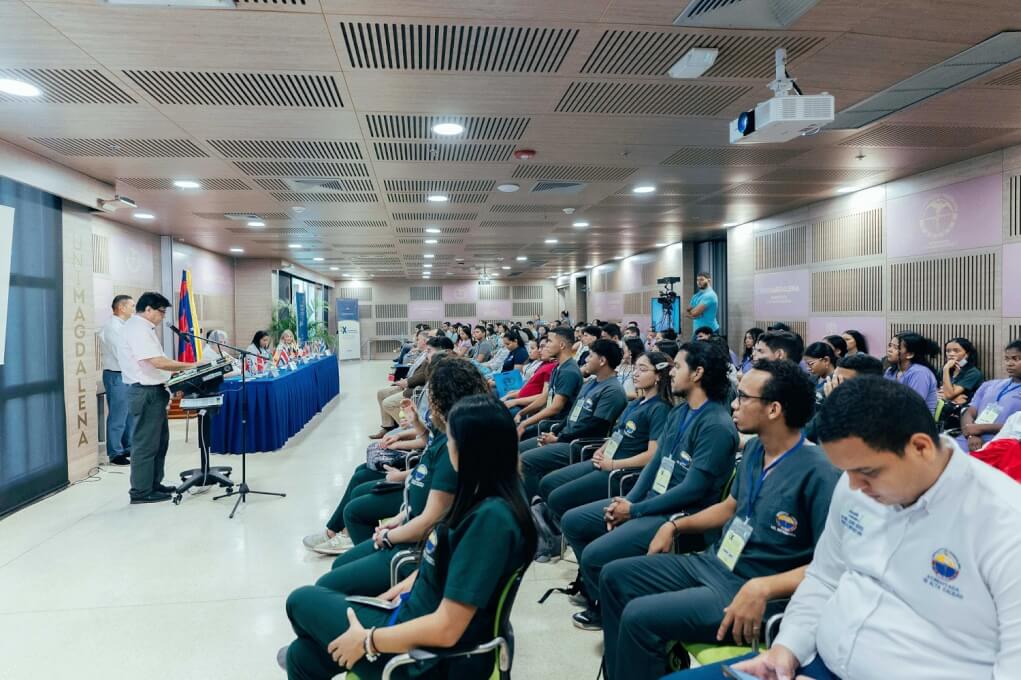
[837,353,884,375]
[1008,340,1021,353]
[136,291,171,313]
[694,325,715,337]
[601,323,622,339]
[427,336,455,351]
[550,326,575,346]
[697,271,711,279]
[767,322,791,332]
[624,337,645,364]
[589,338,623,369]
[502,331,522,346]
[111,294,133,311]
[751,359,817,429]
[816,375,939,453]
[582,324,602,338]
[823,335,848,357]
[655,339,680,358]
[660,328,678,341]
[679,341,731,403]
[757,330,804,363]
[804,341,837,364]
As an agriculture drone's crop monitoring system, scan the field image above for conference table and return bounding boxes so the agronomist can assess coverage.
[210,355,340,454]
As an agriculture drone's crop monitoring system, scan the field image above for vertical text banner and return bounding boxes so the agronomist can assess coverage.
[295,291,308,343]
[0,206,12,365]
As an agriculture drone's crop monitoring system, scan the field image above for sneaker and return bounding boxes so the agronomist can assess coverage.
[129,491,172,505]
[568,591,589,608]
[572,607,602,631]
[108,455,130,466]
[302,530,331,550]
[156,484,177,494]
[368,427,393,440]
[313,533,354,555]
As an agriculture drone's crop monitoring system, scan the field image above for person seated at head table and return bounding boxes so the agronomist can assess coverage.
[277,329,300,354]
[281,393,536,680]
[246,330,273,359]
[670,375,1021,680]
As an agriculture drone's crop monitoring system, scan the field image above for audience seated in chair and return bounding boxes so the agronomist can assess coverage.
[957,340,1021,452]
[514,327,585,441]
[884,331,940,414]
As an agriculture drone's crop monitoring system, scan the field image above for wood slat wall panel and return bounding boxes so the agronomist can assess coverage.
[889,321,997,380]
[755,224,808,270]
[890,252,997,312]
[811,265,884,312]
[812,208,884,262]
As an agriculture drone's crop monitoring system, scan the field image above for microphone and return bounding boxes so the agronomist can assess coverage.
[167,323,182,334]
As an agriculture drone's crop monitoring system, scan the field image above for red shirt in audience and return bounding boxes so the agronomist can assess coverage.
[519,361,556,398]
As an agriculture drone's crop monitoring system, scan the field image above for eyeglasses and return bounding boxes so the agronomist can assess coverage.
[735,390,773,405]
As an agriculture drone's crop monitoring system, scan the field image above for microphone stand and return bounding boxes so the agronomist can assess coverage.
[170,326,286,518]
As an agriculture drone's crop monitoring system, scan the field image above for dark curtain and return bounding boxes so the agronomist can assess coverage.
[0,177,68,516]
[694,240,728,339]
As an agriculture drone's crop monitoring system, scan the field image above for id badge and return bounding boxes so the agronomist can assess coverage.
[717,517,753,571]
[547,391,554,408]
[604,431,624,459]
[569,400,584,423]
[975,403,1002,425]
[651,456,675,494]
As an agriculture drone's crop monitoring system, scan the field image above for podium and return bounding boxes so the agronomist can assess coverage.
[169,359,235,504]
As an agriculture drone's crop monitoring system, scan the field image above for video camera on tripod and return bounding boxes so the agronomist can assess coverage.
[656,276,681,309]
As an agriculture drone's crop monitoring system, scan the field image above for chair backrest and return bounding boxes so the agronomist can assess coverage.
[489,569,526,680]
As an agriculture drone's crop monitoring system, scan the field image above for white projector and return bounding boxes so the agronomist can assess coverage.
[729,93,834,144]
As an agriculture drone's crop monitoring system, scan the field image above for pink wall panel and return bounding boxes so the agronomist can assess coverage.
[108,228,156,288]
[591,292,624,320]
[172,244,233,295]
[478,300,512,319]
[807,316,888,358]
[443,281,477,302]
[753,269,811,319]
[1003,242,1021,317]
[408,300,444,320]
[887,174,1002,258]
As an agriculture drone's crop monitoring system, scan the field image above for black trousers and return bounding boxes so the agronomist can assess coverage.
[540,462,612,520]
[520,442,572,500]
[127,385,170,499]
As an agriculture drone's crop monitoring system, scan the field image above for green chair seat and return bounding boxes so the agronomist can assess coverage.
[686,642,754,666]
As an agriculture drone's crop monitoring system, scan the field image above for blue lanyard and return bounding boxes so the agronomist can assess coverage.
[671,405,702,458]
[745,435,805,518]
[997,381,1021,402]
[616,396,656,433]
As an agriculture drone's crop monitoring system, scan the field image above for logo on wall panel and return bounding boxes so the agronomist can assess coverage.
[918,194,958,240]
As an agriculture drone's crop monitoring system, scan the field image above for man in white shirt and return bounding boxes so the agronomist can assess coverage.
[672,375,1021,680]
[117,292,199,504]
[99,294,135,466]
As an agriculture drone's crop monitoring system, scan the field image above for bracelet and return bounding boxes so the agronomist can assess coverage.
[379,530,394,550]
[364,627,379,662]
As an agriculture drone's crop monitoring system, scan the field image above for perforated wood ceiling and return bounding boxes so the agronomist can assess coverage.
[4,0,1021,279]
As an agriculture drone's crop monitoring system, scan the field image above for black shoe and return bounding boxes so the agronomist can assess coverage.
[572,607,602,631]
[130,491,172,504]
[156,484,177,494]
[109,455,131,466]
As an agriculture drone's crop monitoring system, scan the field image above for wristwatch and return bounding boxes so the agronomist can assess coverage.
[379,529,394,550]
[363,627,379,663]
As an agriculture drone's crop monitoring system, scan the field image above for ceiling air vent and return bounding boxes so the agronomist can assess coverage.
[372,142,514,162]
[253,178,289,190]
[391,212,478,221]
[383,179,495,192]
[208,139,362,160]
[30,137,206,158]
[0,68,135,104]
[531,181,587,194]
[366,115,530,140]
[193,211,289,220]
[118,177,250,191]
[269,191,379,203]
[282,178,375,192]
[305,220,388,228]
[838,124,1017,148]
[661,146,804,166]
[674,0,821,30]
[122,70,344,107]
[338,23,577,73]
[556,81,750,116]
[233,160,370,177]
[513,164,635,182]
[386,192,488,204]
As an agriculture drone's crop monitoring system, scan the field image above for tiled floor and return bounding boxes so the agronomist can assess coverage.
[0,360,603,680]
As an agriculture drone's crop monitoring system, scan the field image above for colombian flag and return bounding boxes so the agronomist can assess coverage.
[177,269,202,362]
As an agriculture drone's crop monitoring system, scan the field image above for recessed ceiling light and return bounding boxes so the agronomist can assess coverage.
[424,253,434,259]
[424,238,438,244]
[613,256,624,260]
[422,274,431,278]
[545,238,558,244]
[836,186,857,193]
[173,180,201,189]
[427,194,449,203]
[432,122,464,136]
[288,243,302,249]
[331,267,340,271]
[491,272,499,277]
[724,221,738,227]
[313,257,324,262]
[655,242,668,247]
[445,271,453,275]
[133,212,155,220]
[424,227,442,234]
[573,221,589,228]
[516,256,528,261]
[633,185,656,194]
[292,206,305,213]
[229,247,244,253]
[423,264,433,268]
[501,266,511,270]
[0,78,41,97]
[497,183,520,193]
[247,220,265,227]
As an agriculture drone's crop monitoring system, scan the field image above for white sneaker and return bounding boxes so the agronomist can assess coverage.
[313,533,354,555]
[302,530,331,550]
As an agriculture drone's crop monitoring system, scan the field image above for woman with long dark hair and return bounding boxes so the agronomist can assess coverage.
[823,334,848,359]
[739,327,764,374]
[842,329,869,356]
[884,331,940,413]
[537,351,674,525]
[939,336,984,404]
[617,337,647,400]
[282,394,535,680]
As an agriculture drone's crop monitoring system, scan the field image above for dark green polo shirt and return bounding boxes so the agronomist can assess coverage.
[611,395,672,459]
[406,432,456,518]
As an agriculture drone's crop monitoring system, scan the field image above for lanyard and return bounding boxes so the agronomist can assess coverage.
[670,405,702,458]
[997,381,1021,402]
[616,396,656,433]
[745,435,805,518]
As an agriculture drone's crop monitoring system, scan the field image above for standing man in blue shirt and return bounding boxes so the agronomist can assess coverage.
[686,271,719,339]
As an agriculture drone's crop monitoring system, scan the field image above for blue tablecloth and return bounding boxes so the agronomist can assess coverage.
[210,355,340,453]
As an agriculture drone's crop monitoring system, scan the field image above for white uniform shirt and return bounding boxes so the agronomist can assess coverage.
[98,316,126,371]
[775,440,1021,680]
[118,315,171,386]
